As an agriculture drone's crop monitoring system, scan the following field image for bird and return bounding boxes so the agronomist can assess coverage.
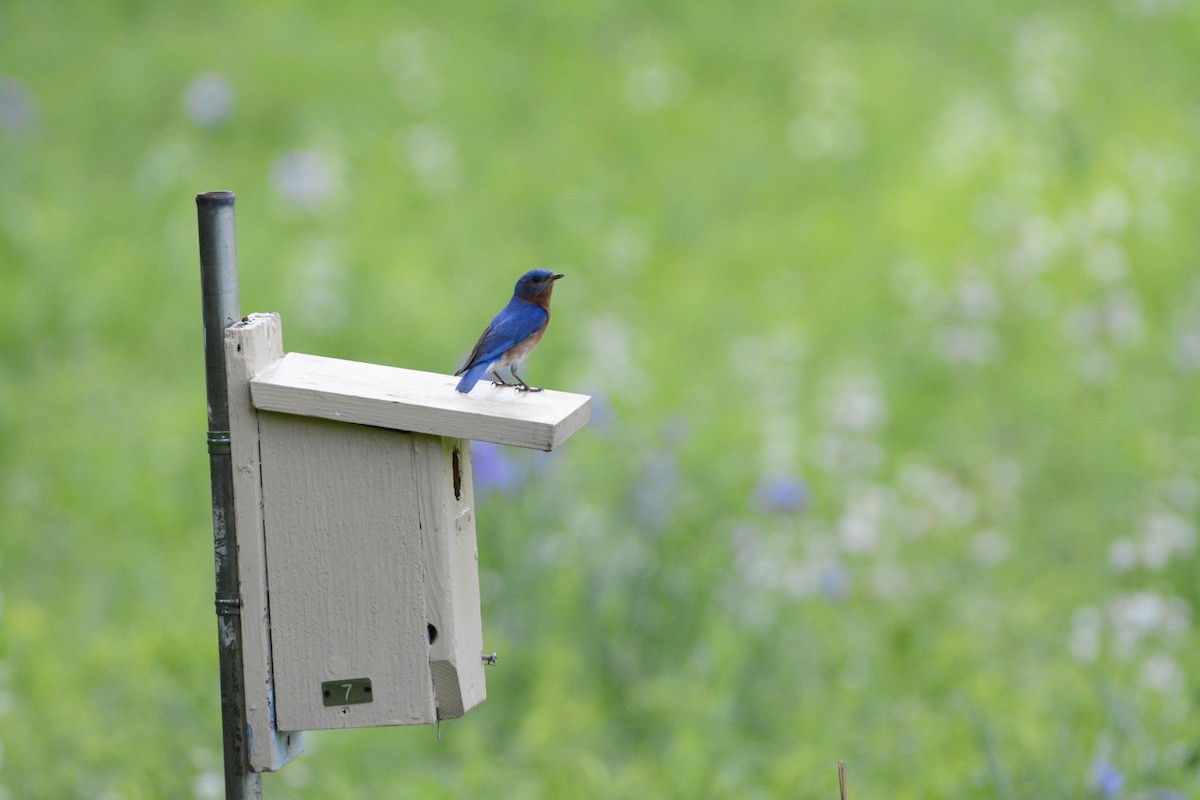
[454,269,564,394]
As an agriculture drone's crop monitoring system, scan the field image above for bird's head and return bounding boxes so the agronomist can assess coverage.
[513,269,564,302]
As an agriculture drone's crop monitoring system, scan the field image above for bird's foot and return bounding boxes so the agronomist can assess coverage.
[515,385,544,393]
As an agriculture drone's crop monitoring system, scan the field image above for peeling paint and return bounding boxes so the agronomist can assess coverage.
[219,618,237,647]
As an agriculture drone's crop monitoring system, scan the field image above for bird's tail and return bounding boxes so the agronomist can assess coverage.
[455,362,491,394]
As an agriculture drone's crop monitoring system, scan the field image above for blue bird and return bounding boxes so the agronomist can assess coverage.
[455,269,565,394]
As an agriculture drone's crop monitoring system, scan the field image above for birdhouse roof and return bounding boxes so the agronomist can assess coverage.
[249,352,591,451]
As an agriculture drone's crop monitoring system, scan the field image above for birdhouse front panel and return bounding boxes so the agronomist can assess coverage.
[256,412,485,731]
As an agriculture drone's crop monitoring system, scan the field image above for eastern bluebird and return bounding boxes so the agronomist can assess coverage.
[454,269,564,394]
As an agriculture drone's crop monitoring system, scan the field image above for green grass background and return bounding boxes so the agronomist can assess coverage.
[2,1,1199,797]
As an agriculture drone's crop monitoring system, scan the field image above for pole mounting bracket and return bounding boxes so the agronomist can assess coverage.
[207,430,232,455]
[215,595,243,616]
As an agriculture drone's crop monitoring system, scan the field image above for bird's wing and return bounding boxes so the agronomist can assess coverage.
[455,324,494,376]
[455,301,548,375]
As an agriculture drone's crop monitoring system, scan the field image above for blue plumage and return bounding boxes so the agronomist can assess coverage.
[455,269,564,394]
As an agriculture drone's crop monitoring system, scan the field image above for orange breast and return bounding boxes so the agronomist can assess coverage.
[498,324,546,367]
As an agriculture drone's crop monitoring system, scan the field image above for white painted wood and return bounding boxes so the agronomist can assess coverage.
[260,414,439,730]
[250,352,590,451]
[223,313,304,771]
[225,314,591,734]
[413,436,486,718]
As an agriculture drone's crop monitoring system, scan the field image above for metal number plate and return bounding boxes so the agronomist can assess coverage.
[321,677,374,706]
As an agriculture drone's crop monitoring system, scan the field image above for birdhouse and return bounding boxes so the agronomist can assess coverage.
[222,313,590,771]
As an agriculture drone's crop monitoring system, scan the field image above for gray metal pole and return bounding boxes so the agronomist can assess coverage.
[196,191,262,799]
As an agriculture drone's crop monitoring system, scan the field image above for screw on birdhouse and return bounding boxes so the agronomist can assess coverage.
[482,652,498,666]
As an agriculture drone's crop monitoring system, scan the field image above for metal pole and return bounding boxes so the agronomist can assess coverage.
[196,191,261,799]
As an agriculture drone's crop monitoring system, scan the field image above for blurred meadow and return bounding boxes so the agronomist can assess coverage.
[2,0,1200,797]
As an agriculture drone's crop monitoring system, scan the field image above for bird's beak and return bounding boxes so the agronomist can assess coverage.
[551,273,565,281]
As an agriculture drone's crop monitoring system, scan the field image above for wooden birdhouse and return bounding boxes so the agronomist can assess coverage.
[222,312,590,771]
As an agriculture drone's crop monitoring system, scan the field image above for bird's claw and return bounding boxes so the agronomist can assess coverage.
[516,385,543,393]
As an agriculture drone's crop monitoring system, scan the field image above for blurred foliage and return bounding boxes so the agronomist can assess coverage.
[2,0,1199,797]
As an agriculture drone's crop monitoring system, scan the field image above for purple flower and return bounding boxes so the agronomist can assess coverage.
[1089,759,1123,798]
[472,441,522,495]
[753,475,811,514]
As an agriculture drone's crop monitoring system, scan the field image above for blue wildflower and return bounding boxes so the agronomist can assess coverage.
[472,441,522,495]
[753,474,811,514]
[1089,759,1123,798]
